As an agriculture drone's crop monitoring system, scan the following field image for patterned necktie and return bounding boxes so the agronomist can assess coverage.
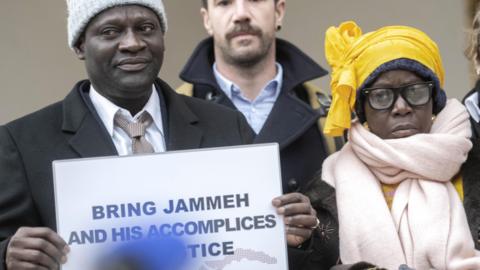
[114,111,155,154]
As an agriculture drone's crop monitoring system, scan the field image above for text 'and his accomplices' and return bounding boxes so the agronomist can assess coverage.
[67,193,278,258]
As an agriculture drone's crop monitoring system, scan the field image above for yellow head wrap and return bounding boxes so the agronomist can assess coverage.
[323,21,445,136]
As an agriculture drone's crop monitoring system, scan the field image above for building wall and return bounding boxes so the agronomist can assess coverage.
[0,0,471,124]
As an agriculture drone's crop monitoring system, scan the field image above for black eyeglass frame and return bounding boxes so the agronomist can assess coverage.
[362,81,434,111]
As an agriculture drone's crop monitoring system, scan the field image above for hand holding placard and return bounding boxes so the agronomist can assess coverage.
[272,192,318,247]
[6,227,69,270]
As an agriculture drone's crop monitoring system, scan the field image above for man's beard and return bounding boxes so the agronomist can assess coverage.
[220,23,274,68]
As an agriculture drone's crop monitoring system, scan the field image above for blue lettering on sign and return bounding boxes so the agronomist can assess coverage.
[111,226,143,242]
[186,241,235,258]
[68,229,108,245]
[163,194,249,214]
[92,202,156,220]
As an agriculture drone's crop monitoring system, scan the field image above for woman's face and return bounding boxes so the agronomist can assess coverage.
[363,70,434,139]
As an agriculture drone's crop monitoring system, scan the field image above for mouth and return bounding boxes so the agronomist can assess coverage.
[229,31,257,39]
[116,58,150,72]
[390,124,419,138]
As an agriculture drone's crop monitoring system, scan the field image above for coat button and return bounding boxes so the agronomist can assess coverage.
[288,178,298,192]
[477,225,480,245]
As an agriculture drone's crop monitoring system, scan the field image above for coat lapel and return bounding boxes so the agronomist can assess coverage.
[255,89,320,148]
[254,45,325,148]
[157,79,203,151]
[61,81,117,158]
[68,118,118,157]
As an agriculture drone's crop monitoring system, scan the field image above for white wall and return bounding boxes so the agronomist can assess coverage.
[0,0,471,124]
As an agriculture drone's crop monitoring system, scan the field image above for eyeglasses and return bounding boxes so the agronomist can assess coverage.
[363,81,434,110]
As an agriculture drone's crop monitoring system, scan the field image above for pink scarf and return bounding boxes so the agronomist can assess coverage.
[322,99,480,270]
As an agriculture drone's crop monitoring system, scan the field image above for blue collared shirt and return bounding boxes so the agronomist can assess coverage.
[213,63,283,134]
[465,92,480,123]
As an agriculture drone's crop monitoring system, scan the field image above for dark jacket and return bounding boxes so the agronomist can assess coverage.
[0,78,253,269]
[179,37,330,195]
[301,173,340,270]
[462,82,480,249]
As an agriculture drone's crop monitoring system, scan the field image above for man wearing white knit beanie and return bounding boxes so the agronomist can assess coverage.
[0,1,253,269]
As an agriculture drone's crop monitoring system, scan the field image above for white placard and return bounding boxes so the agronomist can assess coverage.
[53,144,287,270]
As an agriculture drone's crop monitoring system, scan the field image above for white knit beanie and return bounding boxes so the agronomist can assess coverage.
[66,0,168,49]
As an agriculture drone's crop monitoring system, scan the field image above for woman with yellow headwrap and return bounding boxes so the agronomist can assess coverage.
[308,21,480,269]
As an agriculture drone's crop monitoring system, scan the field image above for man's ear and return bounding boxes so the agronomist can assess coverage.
[200,7,213,36]
[275,0,286,30]
[73,37,86,60]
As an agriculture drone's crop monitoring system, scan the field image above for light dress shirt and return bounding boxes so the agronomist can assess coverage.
[213,63,283,134]
[465,91,480,123]
[89,85,166,155]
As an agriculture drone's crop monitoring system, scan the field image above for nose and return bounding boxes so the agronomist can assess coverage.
[233,0,251,24]
[391,95,412,116]
[118,29,146,53]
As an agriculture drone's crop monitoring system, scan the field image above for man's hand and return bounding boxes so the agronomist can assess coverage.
[6,227,69,270]
[272,193,319,247]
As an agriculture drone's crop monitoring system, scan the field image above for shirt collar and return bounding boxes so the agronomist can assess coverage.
[213,63,284,100]
[465,91,480,123]
[89,85,163,136]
